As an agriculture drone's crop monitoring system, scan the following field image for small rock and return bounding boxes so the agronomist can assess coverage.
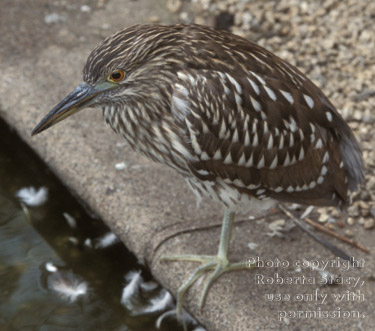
[347,217,355,225]
[348,205,359,217]
[115,162,128,170]
[318,213,329,223]
[194,16,206,26]
[149,15,160,23]
[361,208,370,217]
[267,219,285,237]
[179,11,189,21]
[358,201,370,210]
[360,190,371,201]
[326,223,335,230]
[44,13,66,24]
[80,5,91,13]
[330,208,341,217]
[364,218,374,230]
[345,230,354,238]
[167,0,182,13]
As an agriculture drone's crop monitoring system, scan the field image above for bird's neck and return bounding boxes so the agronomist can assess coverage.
[102,101,188,172]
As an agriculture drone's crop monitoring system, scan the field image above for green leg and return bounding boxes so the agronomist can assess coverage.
[161,209,254,316]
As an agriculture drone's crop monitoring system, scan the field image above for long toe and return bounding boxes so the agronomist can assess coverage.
[161,253,251,316]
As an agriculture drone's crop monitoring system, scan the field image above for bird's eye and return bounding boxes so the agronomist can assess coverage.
[108,70,125,82]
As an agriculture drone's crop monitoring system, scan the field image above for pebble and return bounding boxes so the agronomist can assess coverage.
[80,5,91,13]
[364,219,374,230]
[348,205,360,217]
[318,213,329,223]
[44,13,66,24]
[358,201,370,210]
[326,223,335,230]
[345,230,354,238]
[167,0,183,13]
[347,217,355,225]
[179,12,190,21]
[149,15,160,23]
[115,162,128,170]
[330,209,340,218]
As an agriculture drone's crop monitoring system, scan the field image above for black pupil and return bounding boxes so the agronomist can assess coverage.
[111,71,122,80]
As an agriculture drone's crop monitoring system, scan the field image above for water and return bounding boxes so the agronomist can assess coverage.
[0,118,201,331]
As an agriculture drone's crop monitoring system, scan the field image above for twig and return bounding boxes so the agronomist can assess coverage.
[303,216,370,254]
[279,205,369,254]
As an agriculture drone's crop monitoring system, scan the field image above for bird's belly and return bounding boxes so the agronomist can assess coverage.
[186,177,277,214]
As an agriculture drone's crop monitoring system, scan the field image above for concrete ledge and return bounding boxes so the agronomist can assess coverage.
[1,1,374,330]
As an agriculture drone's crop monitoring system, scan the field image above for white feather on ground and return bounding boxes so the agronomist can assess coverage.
[63,212,77,228]
[16,186,48,206]
[48,271,88,302]
[121,271,142,307]
[95,232,119,248]
[140,280,158,292]
[139,289,173,314]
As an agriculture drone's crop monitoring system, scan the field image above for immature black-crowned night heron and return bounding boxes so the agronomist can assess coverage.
[32,24,364,315]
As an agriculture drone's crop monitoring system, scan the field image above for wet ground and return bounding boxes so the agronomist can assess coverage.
[0,118,200,330]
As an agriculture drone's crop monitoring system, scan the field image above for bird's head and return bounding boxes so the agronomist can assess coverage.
[32,24,182,136]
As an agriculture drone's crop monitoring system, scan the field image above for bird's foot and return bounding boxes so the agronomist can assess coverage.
[161,254,253,316]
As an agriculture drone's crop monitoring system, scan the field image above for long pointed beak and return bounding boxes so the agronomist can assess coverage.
[32,83,101,136]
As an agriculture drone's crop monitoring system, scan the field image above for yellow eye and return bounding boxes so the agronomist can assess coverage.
[108,70,125,82]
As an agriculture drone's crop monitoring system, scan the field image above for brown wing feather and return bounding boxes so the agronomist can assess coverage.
[172,64,362,207]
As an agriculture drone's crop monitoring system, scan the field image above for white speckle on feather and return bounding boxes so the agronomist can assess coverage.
[280,90,294,104]
[95,232,119,248]
[250,96,261,112]
[16,186,48,206]
[247,78,260,95]
[322,151,329,163]
[326,111,333,122]
[304,94,314,109]
[321,165,328,176]
[264,86,277,101]
[251,71,266,85]
[315,138,323,149]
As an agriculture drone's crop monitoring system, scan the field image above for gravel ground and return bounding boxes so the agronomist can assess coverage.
[164,0,375,234]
